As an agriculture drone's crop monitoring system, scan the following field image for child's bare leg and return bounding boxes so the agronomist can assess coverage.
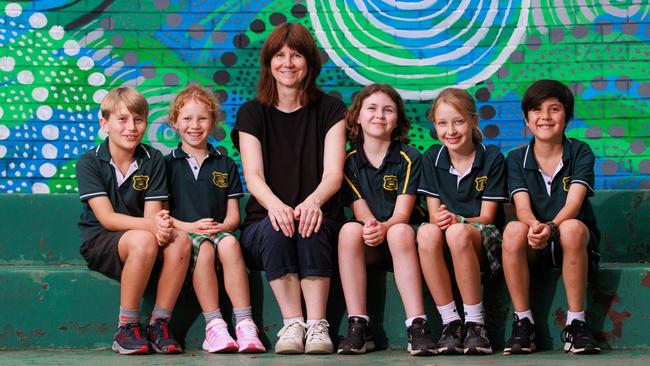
[218,236,250,308]
[502,221,533,312]
[559,219,589,312]
[155,231,190,309]
[193,241,219,312]
[417,223,454,305]
[387,223,424,318]
[118,230,158,309]
[445,223,483,305]
[338,222,367,315]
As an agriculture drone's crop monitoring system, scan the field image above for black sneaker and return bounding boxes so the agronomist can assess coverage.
[463,322,492,355]
[561,319,601,354]
[337,316,375,354]
[147,318,183,354]
[436,319,463,355]
[406,317,436,356]
[503,314,536,355]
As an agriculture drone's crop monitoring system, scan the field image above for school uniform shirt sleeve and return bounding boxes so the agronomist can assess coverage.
[417,146,440,198]
[76,153,108,201]
[144,150,168,201]
[506,148,528,200]
[341,156,363,206]
[226,157,245,199]
[482,146,508,202]
[570,140,596,197]
[398,147,421,195]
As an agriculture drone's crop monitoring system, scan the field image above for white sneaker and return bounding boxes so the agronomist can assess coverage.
[305,319,333,354]
[275,320,307,354]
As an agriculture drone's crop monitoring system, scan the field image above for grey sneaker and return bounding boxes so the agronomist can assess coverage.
[275,320,307,354]
[305,319,333,354]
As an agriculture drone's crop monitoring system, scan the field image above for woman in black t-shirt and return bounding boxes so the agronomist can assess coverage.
[232,23,346,354]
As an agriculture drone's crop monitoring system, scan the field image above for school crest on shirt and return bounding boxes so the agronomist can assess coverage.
[132,175,149,191]
[474,176,488,192]
[562,176,571,192]
[213,172,228,188]
[383,175,398,191]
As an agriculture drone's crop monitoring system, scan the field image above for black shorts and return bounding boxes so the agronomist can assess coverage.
[80,229,127,281]
[239,217,341,281]
[542,228,600,278]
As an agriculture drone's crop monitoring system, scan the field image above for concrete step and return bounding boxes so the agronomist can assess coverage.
[0,264,648,351]
[1,192,647,264]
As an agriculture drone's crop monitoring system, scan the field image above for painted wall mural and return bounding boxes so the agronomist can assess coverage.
[0,0,648,194]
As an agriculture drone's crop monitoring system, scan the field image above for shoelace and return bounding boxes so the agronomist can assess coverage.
[306,320,330,342]
[277,320,307,339]
[237,320,258,338]
[124,323,143,339]
[153,319,170,338]
[441,321,462,338]
[206,321,230,342]
[465,323,483,338]
[511,316,531,339]
[560,321,589,344]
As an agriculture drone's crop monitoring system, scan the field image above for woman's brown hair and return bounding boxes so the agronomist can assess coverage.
[256,23,322,107]
[346,83,411,144]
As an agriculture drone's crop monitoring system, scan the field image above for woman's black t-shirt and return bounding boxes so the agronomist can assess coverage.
[232,91,347,227]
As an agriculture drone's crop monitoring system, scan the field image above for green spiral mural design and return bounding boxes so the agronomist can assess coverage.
[308,0,530,99]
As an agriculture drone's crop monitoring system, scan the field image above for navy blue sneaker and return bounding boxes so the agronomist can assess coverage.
[147,318,183,354]
[112,323,149,355]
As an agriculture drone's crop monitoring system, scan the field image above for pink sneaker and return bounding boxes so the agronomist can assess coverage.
[235,318,266,353]
[202,318,238,353]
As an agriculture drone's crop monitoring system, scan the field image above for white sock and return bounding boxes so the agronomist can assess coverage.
[566,311,585,326]
[405,315,427,328]
[307,318,326,327]
[463,302,484,324]
[283,316,304,326]
[437,301,461,325]
[515,310,535,324]
[349,314,370,323]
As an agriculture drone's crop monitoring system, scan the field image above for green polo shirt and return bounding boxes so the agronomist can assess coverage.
[418,143,508,229]
[165,143,244,223]
[76,139,168,242]
[506,136,600,242]
[342,141,421,222]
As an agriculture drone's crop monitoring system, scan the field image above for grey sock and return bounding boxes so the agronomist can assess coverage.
[150,304,172,324]
[118,307,140,327]
[203,309,223,325]
[234,306,253,324]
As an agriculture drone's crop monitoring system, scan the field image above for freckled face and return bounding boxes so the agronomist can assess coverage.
[173,99,213,151]
[433,101,475,153]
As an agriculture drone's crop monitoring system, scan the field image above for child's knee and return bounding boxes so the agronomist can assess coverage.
[123,230,158,259]
[559,220,589,252]
[416,224,443,245]
[165,232,191,259]
[197,241,216,263]
[503,221,529,242]
[386,223,414,241]
[444,224,474,251]
[338,222,363,249]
